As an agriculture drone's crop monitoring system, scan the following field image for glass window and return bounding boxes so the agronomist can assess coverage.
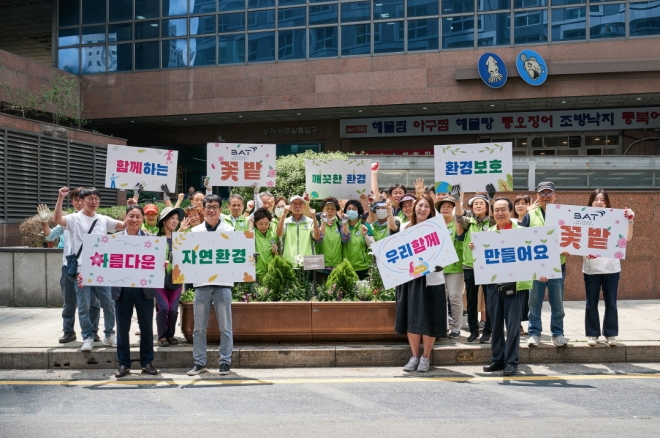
[190,0,217,13]
[82,0,106,25]
[220,13,246,32]
[108,43,133,71]
[58,28,80,47]
[374,21,404,53]
[310,4,338,25]
[442,0,474,14]
[309,26,338,57]
[279,28,307,60]
[341,23,371,55]
[220,0,247,11]
[478,0,511,12]
[477,12,510,46]
[513,9,548,43]
[551,0,584,5]
[136,0,161,19]
[58,48,80,74]
[136,20,161,39]
[219,33,246,63]
[341,2,371,23]
[279,7,307,28]
[249,0,275,8]
[82,45,107,73]
[629,1,660,37]
[110,0,133,22]
[551,7,586,41]
[163,0,189,16]
[374,0,405,19]
[589,4,625,40]
[109,23,133,41]
[248,32,276,61]
[163,18,188,36]
[191,36,218,65]
[82,26,106,44]
[442,16,475,48]
[136,41,160,69]
[59,0,79,27]
[279,0,306,5]
[191,15,217,34]
[407,0,439,17]
[514,0,546,7]
[162,39,189,67]
[248,10,276,29]
[408,18,439,51]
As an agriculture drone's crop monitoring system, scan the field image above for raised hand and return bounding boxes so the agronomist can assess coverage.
[485,183,496,199]
[371,162,380,173]
[161,184,171,200]
[450,184,461,201]
[415,178,425,197]
[58,187,69,199]
[37,204,50,222]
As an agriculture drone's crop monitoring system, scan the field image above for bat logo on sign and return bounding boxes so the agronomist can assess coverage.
[231,147,258,156]
[573,210,606,220]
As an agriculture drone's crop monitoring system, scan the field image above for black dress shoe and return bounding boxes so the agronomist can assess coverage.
[503,364,517,376]
[59,332,76,343]
[142,363,158,375]
[115,365,130,378]
[467,332,480,343]
[480,333,491,344]
[483,362,505,372]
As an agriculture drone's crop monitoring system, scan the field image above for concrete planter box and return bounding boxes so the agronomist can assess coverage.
[0,248,64,307]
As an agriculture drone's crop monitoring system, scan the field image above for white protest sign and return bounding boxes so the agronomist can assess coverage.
[434,143,513,192]
[372,215,458,290]
[80,235,165,288]
[305,158,372,200]
[206,143,276,188]
[171,230,256,284]
[471,225,562,285]
[545,204,630,259]
[105,145,177,191]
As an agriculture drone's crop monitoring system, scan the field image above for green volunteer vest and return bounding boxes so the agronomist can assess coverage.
[443,220,464,274]
[223,214,249,232]
[487,222,532,290]
[142,223,159,234]
[372,219,396,242]
[343,222,371,272]
[397,211,407,223]
[282,216,314,265]
[462,216,490,269]
[315,218,343,268]
[255,227,278,279]
[528,207,566,265]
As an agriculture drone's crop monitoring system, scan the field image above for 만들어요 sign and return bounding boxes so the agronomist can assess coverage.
[371,215,458,290]
[80,234,166,288]
[545,204,630,259]
[305,158,372,201]
[105,145,177,191]
[434,143,513,193]
[471,225,562,285]
[206,143,276,188]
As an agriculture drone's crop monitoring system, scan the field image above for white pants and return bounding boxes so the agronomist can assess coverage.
[445,272,464,332]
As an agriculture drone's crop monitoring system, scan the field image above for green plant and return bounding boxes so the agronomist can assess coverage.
[0,70,38,119]
[231,281,254,302]
[19,214,60,248]
[180,288,195,303]
[367,254,395,301]
[325,259,360,301]
[258,255,308,301]
[41,72,82,126]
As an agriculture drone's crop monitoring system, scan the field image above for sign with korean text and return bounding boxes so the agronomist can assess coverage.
[206,143,276,188]
[372,216,458,290]
[434,143,513,192]
[80,235,165,288]
[305,158,372,200]
[340,107,660,138]
[105,145,177,191]
[171,230,256,284]
[545,204,629,259]
[471,226,562,285]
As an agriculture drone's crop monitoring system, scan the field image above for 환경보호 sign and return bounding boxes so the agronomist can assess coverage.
[371,215,458,290]
[434,143,513,192]
[106,145,177,191]
[471,225,562,285]
[305,159,372,200]
[545,204,630,259]
[80,235,166,288]
[206,143,276,188]
[171,230,256,284]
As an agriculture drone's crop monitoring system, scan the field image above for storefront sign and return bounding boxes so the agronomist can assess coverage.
[471,226,562,285]
[516,49,548,86]
[263,126,318,135]
[545,204,629,259]
[105,145,177,191]
[478,52,508,89]
[340,107,660,138]
[206,143,276,188]
[434,143,513,192]
[305,158,372,200]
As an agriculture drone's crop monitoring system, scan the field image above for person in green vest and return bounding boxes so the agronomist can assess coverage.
[435,195,465,339]
[388,184,407,222]
[398,194,416,225]
[249,207,279,280]
[519,181,570,348]
[315,197,346,282]
[367,200,401,242]
[276,195,320,266]
[341,200,374,280]
[222,194,249,231]
[142,204,160,234]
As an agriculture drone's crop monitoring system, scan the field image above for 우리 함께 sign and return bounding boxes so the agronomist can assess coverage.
[105,145,178,192]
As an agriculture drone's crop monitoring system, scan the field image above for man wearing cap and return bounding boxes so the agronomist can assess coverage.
[142,204,160,234]
[367,199,400,242]
[519,181,569,347]
[222,194,249,231]
[276,195,321,266]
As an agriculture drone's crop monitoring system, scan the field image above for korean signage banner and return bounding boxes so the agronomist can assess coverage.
[471,226,562,285]
[105,145,177,191]
[371,215,458,290]
[206,143,276,188]
[171,231,256,284]
[305,158,372,200]
[545,204,629,259]
[340,107,660,138]
[80,235,166,288]
[434,143,513,192]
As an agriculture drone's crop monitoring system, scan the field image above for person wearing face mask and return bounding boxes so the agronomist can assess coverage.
[315,197,347,280]
[249,207,279,280]
[398,194,417,225]
[367,199,400,242]
[341,200,374,280]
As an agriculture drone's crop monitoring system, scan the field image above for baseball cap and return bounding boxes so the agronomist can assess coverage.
[435,196,456,211]
[468,194,489,207]
[289,195,305,203]
[536,181,556,193]
[370,201,387,212]
[399,194,416,205]
[144,204,159,215]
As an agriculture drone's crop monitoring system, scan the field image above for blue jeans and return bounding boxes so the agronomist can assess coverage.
[584,272,619,337]
[74,283,115,340]
[60,266,100,335]
[528,269,566,337]
[193,286,233,366]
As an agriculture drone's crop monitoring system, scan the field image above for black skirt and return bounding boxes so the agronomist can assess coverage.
[394,276,447,338]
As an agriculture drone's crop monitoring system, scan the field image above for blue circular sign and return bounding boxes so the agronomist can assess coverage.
[478,52,508,89]
[516,49,548,86]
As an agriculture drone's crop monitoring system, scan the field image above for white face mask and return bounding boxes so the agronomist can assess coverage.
[274,207,284,218]
[376,209,389,220]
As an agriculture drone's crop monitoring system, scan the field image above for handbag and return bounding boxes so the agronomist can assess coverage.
[66,219,98,282]
[496,282,516,298]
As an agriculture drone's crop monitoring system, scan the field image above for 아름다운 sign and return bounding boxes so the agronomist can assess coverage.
[434,143,513,192]
[545,204,630,259]
[106,145,178,191]
[305,158,372,200]
[206,143,276,188]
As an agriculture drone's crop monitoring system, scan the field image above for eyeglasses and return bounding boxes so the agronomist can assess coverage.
[204,205,220,210]
[539,192,555,197]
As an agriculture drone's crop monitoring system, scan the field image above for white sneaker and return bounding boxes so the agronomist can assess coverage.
[552,335,568,347]
[417,356,430,372]
[587,336,598,346]
[403,356,420,372]
[527,335,541,347]
[80,337,94,352]
[606,336,617,346]
[103,334,117,347]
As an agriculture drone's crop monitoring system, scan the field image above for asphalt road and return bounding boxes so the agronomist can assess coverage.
[1,363,660,437]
